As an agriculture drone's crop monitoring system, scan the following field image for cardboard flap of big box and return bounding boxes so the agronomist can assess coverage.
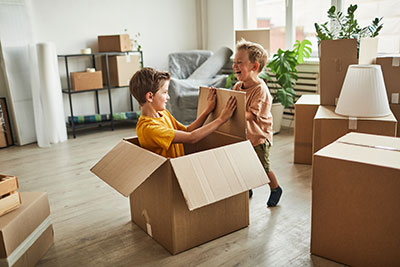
[91,87,270,254]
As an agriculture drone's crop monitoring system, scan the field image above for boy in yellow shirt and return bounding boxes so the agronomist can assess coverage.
[129,67,237,158]
[232,40,282,207]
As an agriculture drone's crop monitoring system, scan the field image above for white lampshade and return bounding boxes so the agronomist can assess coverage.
[335,64,391,117]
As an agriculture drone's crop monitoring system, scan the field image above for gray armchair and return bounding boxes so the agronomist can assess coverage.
[167,48,233,124]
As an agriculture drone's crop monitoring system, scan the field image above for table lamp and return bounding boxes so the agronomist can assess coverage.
[335,64,391,117]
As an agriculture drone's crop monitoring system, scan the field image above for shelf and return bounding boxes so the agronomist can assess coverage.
[61,85,129,94]
[58,51,142,58]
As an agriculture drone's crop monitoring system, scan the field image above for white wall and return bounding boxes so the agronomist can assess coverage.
[28,0,200,118]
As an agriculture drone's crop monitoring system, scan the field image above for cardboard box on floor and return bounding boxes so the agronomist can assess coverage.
[101,54,141,87]
[98,34,131,52]
[70,71,103,91]
[313,105,397,153]
[294,94,320,164]
[319,38,378,106]
[91,87,270,254]
[390,104,400,137]
[0,192,53,266]
[312,132,400,266]
[376,56,400,104]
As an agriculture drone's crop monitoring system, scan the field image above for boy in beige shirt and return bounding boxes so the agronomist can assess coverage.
[232,40,282,207]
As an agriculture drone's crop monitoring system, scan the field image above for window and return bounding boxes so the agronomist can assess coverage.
[343,0,400,54]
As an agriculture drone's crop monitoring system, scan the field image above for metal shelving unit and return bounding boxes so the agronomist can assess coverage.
[58,51,143,138]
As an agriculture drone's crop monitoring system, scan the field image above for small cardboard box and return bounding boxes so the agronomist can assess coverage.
[376,56,400,104]
[391,104,400,137]
[312,132,400,266]
[98,34,131,52]
[313,105,397,153]
[101,54,141,87]
[294,95,320,164]
[91,87,270,254]
[0,175,21,216]
[319,38,378,106]
[0,192,53,266]
[70,71,103,91]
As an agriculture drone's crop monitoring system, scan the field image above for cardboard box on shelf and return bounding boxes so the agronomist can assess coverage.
[313,105,397,153]
[91,87,270,255]
[0,192,53,266]
[376,56,400,104]
[311,132,400,266]
[0,175,21,216]
[319,38,378,106]
[390,104,400,137]
[294,94,320,164]
[70,71,103,91]
[98,34,131,52]
[101,54,141,87]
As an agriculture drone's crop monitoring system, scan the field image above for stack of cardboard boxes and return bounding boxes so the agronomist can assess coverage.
[0,174,53,266]
[98,34,141,87]
[91,87,270,254]
[294,38,400,265]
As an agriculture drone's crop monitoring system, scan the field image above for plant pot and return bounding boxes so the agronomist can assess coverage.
[271,102,284,134]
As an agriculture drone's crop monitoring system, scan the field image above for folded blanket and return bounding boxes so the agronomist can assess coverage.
[68,111,141,125]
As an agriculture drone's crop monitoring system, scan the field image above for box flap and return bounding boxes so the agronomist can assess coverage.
[90,138,167,197]
[197,87,246,139]
[315,132,400,169]
[314,106,397,122]
[295,94,320,105]
[359,38,378,64]
[170,140,270,211]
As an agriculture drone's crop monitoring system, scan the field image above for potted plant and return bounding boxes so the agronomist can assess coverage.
[259,39,312,133]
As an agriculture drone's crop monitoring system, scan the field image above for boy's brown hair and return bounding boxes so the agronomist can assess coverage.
[236,39,268,72]
[129,67,170,105]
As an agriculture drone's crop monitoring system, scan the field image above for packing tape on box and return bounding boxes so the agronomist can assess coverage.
[348,117,357,130]
[80,48,92,54]
[142,210,152,237]
[338,141,400,152]
[0,216,52,266]
[86,68,95,73]
[392,57,400,67]
[392,93,399,104]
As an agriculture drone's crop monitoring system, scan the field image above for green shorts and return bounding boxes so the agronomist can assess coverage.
[254,140,271,173]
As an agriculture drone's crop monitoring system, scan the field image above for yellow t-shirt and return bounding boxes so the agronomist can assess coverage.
[136,109,187,158]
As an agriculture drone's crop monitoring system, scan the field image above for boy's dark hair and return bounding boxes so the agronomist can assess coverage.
[236,39,268,72]
[129,67,170,105]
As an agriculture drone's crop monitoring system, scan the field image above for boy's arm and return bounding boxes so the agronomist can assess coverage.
[186,87,216,132]
[172,96,237,144]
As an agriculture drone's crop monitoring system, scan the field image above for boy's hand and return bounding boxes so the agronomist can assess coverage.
[218,96,237,123]
[205,87,217,113]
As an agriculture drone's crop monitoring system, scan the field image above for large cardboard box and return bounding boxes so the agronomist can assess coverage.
[313,105,397,153]
[319,38,378,106]
[294,94,320,164]
[391,104,400,137]
[70,71,103,91]
[91,87,270,254]
[101,55,141,87]
[311,132,400,266]
[376,56,400,104]
[0,192,53,266]
[98,34,131,52]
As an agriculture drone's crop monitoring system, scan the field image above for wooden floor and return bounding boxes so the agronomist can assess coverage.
[0,125,345,267]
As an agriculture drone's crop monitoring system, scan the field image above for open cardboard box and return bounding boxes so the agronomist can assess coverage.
[91,87,270,254]
[312,132,400,266]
